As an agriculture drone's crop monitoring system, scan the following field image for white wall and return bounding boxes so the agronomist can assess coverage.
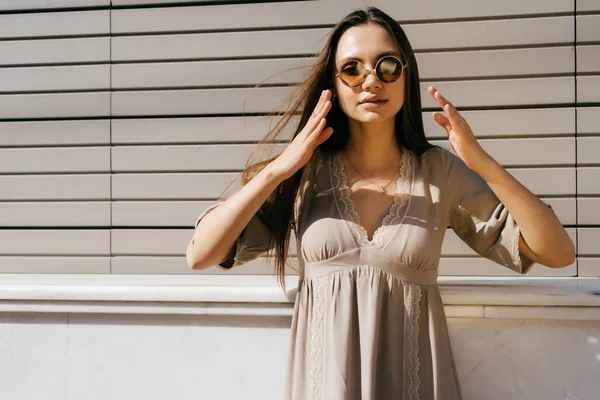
[2,310,599,400]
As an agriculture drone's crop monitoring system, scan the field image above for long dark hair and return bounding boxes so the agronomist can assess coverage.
[225,7,437,291]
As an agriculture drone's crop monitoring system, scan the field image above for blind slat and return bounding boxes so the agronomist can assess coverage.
[0,9,109,39]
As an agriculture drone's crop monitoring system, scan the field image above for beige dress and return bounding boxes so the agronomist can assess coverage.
[195,146,540,400]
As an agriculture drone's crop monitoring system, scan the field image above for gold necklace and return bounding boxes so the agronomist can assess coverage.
[343,150,403,195]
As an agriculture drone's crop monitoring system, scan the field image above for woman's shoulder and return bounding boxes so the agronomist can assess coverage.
[418,145,456,175]
[421,144,453,160]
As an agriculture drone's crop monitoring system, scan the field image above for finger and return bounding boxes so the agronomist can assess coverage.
[429,86,465,126]
[307,117,327,143]
[311,92,325,117]
[429,86,452,111]
[304,90,332,140]
[432,112,451,132]
[427,85,445,109]
[308,92,325,122]
[304,91,329,135]
[315,126,334,147]
[320,98,332,117]
[427,85,436,98]
[435,93,463,127]
[311,90,330,119]
[307,100,331,137]
[301,96,326,139]
[444,103,464,127]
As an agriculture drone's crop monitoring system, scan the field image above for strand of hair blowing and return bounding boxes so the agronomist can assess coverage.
[223,7,436,293]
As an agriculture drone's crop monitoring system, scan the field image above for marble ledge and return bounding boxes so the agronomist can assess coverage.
[0,275,599,319]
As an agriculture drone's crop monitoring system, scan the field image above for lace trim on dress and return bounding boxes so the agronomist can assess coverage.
[512,224,524,272]
[406,283,422,400]
[330,149,413,250]
[308,276,325,400]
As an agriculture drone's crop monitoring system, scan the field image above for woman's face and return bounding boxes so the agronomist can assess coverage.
[333,23,406,124]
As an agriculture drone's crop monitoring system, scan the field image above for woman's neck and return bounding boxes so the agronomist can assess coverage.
[345,118,402,173]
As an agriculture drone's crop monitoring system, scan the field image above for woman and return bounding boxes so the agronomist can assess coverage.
[186,7,575,400]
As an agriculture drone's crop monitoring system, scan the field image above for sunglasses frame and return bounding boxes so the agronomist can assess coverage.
[335,55,408,88]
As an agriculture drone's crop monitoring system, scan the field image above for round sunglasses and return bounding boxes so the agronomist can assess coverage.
[335,55,407,88]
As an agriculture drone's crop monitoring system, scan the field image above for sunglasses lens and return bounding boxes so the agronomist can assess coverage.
[377,56,403,83]
[338,61,367,87]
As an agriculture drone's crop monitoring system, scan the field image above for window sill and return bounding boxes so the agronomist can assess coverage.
[0,275,598,320]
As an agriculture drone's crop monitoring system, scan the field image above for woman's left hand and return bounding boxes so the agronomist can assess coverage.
[428,85,490,170]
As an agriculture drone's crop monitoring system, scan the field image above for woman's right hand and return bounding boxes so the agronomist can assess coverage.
[266,89,334,181]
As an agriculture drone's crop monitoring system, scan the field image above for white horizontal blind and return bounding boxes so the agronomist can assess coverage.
[0,0,111,275]
[0,0,594,277]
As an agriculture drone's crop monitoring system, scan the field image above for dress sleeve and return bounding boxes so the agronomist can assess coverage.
[194,199,275,270]
[444,149,550,275]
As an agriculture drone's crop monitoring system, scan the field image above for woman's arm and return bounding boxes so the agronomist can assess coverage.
[428,85,575,269]
[469,154,575,268]
[186,165,284,270]
[187,89,335,270]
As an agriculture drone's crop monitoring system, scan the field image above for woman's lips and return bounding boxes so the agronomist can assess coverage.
[359,100,388,107]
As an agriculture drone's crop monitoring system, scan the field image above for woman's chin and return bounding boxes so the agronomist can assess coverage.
[354,111,395,124]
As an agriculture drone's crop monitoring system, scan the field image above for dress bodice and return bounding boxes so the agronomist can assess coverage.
[296,148,447,284]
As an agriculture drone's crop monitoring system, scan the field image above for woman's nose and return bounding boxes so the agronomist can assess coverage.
[361,69,382,90]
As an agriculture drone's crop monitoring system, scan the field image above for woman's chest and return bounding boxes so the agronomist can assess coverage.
[297,154,449,268]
